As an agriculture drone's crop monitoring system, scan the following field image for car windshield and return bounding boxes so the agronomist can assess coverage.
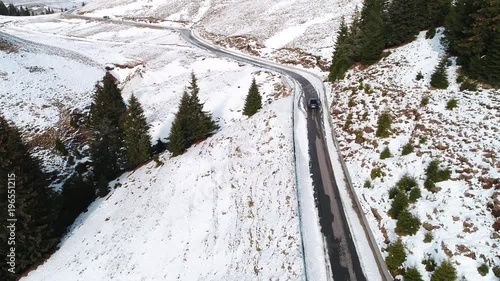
[310,99,318,104]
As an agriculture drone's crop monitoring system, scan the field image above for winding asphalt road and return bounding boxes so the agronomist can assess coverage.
[17,13,373,280]
[179,28,367,281]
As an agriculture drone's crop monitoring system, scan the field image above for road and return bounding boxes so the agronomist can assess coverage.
[44,13,372,280]
[179,27,367,281]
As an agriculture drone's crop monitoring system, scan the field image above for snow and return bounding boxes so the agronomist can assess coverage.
[327,29,500,280]
[23,97,305,281]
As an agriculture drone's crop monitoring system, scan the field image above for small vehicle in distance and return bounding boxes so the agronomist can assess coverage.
[103,16,111,19]
[308,98,320,109]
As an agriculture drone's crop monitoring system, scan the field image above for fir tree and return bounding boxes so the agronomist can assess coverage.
[353,0,386,65]
[168,116,187,157]
[375,110,392,138]
[409,187,421,203]
[89,73,127,184]
[329,17,354,81]
[187,73,217,141]
[385,0,419,47]
[405,267,423,281]
[389,192,409,219]
[167,74,217,156]
[123,94,151,169]
[430,57,449,89]
[0,115,58,280]
[8,3,16,16]
[396,208,421,235]
[242,77,262,116]
[0,1,8,16]
[380,146,392,159]
[431,260,457,281]
[167,92,190,156]
[385,238,406,274]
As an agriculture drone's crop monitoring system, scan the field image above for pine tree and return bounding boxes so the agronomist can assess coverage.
[168,116,187,157]
[431,260,457,281]
[405,267,423,281]
[375,110,392,138]
[385,238,406,274]
[123,94,151,169]
[8,3,16,16]
[167,74,217,156]
[409,187,421,203]
[329,17,354,81]
[167,92,190,156]
[389,192,409,219]
[0,115,58,280]
[353,0,386,65]
[385,0,419,47]
[430,57,449,89]
[187,73,217,141]
[242,77,262,116]
[89,73,127,184]
[396,208,421,235]
[0,1,8,16]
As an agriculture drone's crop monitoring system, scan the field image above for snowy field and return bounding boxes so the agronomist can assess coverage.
[23,97,305,281]
[327,30,500,280]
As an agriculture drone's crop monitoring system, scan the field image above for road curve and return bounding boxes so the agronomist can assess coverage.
[62,13,373,281]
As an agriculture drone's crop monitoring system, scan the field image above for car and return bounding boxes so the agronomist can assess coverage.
[308,98,320,109]
[103,16,110,19]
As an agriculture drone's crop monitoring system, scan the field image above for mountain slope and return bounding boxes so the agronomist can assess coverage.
[328,30,499,280]
[23,97,304,281]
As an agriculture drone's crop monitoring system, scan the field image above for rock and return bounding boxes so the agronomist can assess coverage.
[364,126,374,133]
[423,222,441,231]
[493,218,500,231]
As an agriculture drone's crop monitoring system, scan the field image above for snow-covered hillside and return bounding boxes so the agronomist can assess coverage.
[327,29,500,280]
[79,0,362,61]
[1,17,284,180]
[23,97,305,281]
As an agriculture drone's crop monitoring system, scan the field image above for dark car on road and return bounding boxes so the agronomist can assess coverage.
[308,98,320,109]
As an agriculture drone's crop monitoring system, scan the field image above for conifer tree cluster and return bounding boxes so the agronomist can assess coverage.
[328,0,452,81]
[0,115,59,280]
[90,73,151,195]
[389,175,422,235]
[243,78,262,117]
[168,73,217,156]
[445,0,500,87]
[0,2,31,16]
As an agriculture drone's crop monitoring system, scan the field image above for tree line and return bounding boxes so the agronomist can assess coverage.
[329,0,499,87]
[0,1,59,16]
